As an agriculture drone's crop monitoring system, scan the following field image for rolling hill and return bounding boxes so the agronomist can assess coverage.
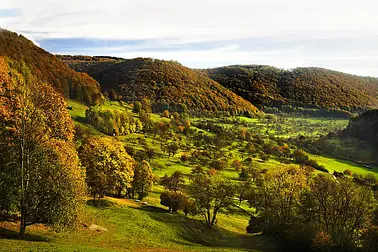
[0,29,103,105]
[204,65,378,112]
[342,109,378,145]
[313,109,378,165]
[58,55,259,115]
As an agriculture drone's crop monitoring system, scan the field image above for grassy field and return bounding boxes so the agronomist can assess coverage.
[0,197,277,252]
[308,154,378,177]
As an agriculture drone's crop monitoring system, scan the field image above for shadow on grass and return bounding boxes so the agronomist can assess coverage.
[133,204,277,251]
[0,227,49,242]
[86,199,116,208]
[73,115,87,124]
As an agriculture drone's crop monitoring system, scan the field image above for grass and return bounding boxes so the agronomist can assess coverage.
[0,198,277,252]
[308,154,378,177]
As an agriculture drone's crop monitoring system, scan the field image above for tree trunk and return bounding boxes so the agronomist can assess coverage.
[19,108,26,236]
[19,207,26,235]
[209,210,218,228]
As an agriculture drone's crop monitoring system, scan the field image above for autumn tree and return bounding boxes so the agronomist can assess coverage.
[188,174,235,228]
[301,174,376,250]
[132,101,142,113]
[141,97,152,113]
[132,160,154,199]
[167,142,179,157]
[79,137,136,199]
[160,171,185,192]
[160,191,189,213]
[251,165,310,234]
[162,110,170,118]
[0,58,85,235]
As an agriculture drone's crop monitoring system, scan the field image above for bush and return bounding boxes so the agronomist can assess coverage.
[180,153,189,162]
[210,159,227,170]
[343,169,353,176]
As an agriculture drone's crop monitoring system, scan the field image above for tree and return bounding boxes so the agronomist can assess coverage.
[79,137,136,199]
[132,101,142,113]
[160,171,185,192]
[0,59,85,235]
[132,160,154,199]
[167,142,179,157]
[188,174,235,228]
[292,149,309,164]
[141,97,152,113]
[252,165,309,234]
[160,191,189,213]
[210,159,227,170]
[232,160,243,172]
[191,166,205,175]
[145,148,155,162]
[162,110,170,118]
[302,174,376,249]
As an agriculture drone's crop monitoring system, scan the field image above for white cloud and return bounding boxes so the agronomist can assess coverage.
[1,0,378,76]
[3,0,378,40]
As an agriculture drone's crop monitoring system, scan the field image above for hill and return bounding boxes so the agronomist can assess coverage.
[313,109,378,165]
[0,29,103,105]
[204,65,378,112]
[342,109,378,145]
[58,55,258,115]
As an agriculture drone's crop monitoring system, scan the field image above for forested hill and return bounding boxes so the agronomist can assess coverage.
[0,29,103,105]
[342,109,378,145]
[58,55,259,115]
[204,65,378,112]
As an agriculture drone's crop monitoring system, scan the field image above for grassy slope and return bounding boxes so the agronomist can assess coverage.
[2,100,377,252]
[0,198,276,252]
[308,154,378,178]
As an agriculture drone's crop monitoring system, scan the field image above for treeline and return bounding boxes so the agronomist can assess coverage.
[205,65,378,112]
[60,56,259,115]
[85,106,143,136]
[342,109,378,144]
[245,165,378,252]
[0,29,103,105]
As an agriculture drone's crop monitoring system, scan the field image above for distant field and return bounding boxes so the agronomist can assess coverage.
[198,115,348,138]
[309,154,378,177]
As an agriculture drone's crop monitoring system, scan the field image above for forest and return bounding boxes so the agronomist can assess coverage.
[0,29,103,105]
[205,65,378,113]
[1,29,378,252]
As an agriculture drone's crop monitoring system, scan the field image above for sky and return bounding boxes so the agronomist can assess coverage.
[1,0,378,76]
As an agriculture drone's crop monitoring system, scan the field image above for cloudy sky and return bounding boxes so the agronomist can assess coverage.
[1,0,378,76]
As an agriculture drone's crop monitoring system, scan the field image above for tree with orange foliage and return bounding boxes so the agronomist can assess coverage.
[0,58,85,235]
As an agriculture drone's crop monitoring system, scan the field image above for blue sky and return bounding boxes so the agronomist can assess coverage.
[1,0,378,76]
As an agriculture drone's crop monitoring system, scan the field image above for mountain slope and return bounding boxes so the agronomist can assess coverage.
[342,109,378,144]
[205,65,378,112]
[0,29,103,105]
[59,56,259,115]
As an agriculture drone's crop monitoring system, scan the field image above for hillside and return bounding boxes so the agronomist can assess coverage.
[204,65,378,112]
[342,109,378,145]
[0,29,103,105]
[58,55,258,115]
[313,109,378,165]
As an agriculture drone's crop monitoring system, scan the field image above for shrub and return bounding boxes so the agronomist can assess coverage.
[180,153,189,162]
